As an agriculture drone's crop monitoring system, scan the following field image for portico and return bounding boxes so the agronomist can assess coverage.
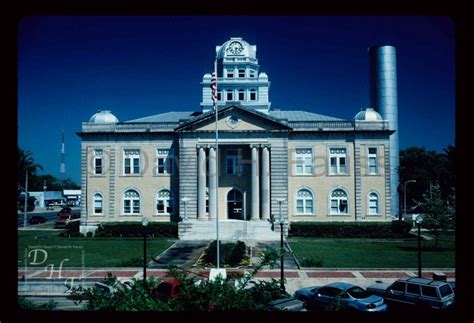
[195,142,271,221]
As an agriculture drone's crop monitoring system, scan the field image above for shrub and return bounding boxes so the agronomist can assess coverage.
[300,257,323,267]
[86,231,94,238]
[390,220,413,235]
[204,240,247,267]
[289,221,413,238]
[95,222,178,238]
[18,298,57,310]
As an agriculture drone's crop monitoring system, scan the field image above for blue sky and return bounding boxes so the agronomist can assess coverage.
[18,16,455,184]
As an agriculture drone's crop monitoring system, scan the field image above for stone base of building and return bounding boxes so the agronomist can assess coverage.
[80,223,99,235]
[178,219,286,241]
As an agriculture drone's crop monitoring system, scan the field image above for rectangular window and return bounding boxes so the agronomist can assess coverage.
[124,200,131,214]
[296,200,304,214]
[421,286,438,298]
[94,149,103,175]
[94,199,102,214]
[250,90,256,101]
[217,90,222,101]
[249,69,256,78]
[331,200,338,213]
[305,199,313,214]
[157,200,164,213]
[369,199,378,215]
[227,90,233,101]
[123,149,140,175]
[226,150,241,175]
[238,91,245,101]
[132,200,140,214]
[329,148,348,175]
[226,69,234,78]
[295,148,312,175]
[238,69,245,78]
[406,284,420,295]
[157,149,174,175]
[368,147,378,174]
[339,200,348,213]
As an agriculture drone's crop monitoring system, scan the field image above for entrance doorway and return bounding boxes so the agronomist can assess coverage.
[227,188,244,220]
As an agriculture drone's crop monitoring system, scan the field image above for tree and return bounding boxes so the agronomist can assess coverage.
[416,183,455,248]
[17,147,43,194]
[398,146,455,213]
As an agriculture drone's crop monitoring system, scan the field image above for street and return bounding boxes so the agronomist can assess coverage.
[17,207,80,227]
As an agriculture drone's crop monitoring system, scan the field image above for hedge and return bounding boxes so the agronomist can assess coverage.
[95,221,178,238]
[288,221,413,238]
[204,240,247,267]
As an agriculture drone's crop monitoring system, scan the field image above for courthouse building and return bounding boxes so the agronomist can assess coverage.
[78,37,399,240]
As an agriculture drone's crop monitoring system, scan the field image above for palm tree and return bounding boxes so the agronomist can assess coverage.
[17,147,43,192]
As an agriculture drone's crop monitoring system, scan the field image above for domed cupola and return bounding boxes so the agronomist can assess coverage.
[89,110,119,123]
[354,108,383,121]
[216,37,256,60]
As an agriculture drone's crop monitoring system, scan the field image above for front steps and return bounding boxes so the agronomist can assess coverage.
[179,219,285,241]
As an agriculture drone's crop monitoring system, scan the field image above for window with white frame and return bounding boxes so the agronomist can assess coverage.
[156,189,173,215]
[238,69,245,78]
[226,69,234,78]
[238,89,245,101]
[226,89,234,101]
[296,189,314,215]
[123,189,140,215]
[368,147,378,174]
[157,149,174,175]
[249,89,257,101]
[217,90,222,101]
[93,193,103,215]
[330,189,348,214]
[249,69,256,78]
[329,148,347,175]
[93,149,103,175]
[123,149,140,175]
[368,192,379,215]
[295,148,313,175]
[226,150,241,175]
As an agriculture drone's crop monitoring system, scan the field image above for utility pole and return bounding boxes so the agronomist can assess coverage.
[23,171,28,228]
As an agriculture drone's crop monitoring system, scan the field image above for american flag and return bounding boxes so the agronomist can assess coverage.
[211,72,217,104]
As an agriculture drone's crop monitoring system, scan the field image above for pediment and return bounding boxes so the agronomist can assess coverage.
[175,105,291,132]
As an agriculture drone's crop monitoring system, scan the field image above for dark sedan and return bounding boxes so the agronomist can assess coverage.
[28,215,47,225]
[294,282,387,312]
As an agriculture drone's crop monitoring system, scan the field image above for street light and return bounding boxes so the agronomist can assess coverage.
[416,215,423,278]
[403,180,417,221]
[181,197,189,222]
[142,217,149,286]
[276,198,286,292]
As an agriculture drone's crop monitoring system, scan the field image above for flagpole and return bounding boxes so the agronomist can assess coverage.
[214,58,220,270]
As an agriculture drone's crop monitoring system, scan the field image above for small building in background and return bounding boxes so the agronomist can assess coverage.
[63,189,81,206]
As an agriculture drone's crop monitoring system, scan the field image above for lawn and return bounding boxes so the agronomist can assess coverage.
[288,232,454,268]
[18,230,176,268]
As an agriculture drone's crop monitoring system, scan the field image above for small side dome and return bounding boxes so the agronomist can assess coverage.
[203,73,212,80]
[259,72,268,80]
[89,110,119,123]
[354,108,383,121]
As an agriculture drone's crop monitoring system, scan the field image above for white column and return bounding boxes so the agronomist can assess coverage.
[251,145,260,220]
[261,145,270,221]
[208,146,217,220]
[197,146,206,220]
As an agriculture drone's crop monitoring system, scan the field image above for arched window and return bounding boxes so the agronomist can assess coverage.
[330,189,348,214]
[368,192,379,215]
[296,188,314,215]
[93,193,103,215]
[157,189,174,215]
[249,89,257,101]
[123,189,140,215]
[238,89,245,101]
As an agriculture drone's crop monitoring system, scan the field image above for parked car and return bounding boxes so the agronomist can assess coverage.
[294,282,387,312]
[150,279,182,300]
[54,212,80,228]
[366,277,455,311]
[268,297,305,311]
[57,207,72,217]
[28,215,47,225]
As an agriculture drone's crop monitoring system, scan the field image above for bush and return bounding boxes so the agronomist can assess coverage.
[289,221,413,238]
[18,298,57,310]
[58,221,81,237]
[204,240,247,267]
[86,231,94,238]
[95,222,178,238]
[300,257,323,267]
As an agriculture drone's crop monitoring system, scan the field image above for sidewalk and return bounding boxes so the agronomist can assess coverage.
[18,268,455,295]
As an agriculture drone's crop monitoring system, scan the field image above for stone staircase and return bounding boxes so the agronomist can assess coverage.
[179,219,283,241]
